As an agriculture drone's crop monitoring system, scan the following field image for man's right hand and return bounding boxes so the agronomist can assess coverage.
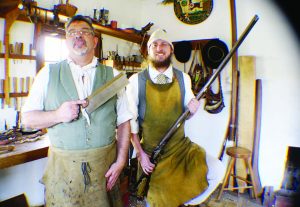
[56,100,87,123]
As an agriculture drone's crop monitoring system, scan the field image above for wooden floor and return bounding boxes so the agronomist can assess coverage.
[202,190,263,207]
[126,189,263,207]
[123,163,263,207]
[0,174,263,207]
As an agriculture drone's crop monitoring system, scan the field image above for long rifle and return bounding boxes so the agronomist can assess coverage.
[134,15,260,199]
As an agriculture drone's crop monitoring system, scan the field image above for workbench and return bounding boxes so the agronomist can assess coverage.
[0,135,49,169]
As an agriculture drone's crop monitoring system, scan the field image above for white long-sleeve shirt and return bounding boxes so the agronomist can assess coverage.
[22,57,132,126]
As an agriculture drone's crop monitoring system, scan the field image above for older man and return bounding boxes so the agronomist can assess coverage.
[22,15,132,207]
[127,29,208,206]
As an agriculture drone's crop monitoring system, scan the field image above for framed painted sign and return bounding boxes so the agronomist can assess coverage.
[174,0,213,24]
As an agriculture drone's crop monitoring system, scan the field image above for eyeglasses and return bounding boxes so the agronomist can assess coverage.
[150,42,170,49]
[66,29,94,37]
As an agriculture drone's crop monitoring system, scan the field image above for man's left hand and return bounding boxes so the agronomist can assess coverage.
[105,162,123,191]
[187,98,200,115]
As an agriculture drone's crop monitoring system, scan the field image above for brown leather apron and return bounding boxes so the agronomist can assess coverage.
[139,79,208,207]
[41,141,122,207]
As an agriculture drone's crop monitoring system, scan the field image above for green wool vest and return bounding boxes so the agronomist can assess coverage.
[45,60,117,150]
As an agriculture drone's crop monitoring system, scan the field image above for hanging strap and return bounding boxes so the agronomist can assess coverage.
[188,43,199,80]
[81,162,91,192]
[204,70,225,114]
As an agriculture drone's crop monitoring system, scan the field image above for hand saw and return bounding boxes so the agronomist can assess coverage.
[83,73,129,114]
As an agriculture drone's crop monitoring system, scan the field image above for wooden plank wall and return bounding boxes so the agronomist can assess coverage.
[236,56,256,189]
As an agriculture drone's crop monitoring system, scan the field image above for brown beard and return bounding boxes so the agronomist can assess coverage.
[148,53,172,68]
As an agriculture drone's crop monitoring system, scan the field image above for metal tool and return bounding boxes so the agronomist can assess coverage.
[83,73,128,114]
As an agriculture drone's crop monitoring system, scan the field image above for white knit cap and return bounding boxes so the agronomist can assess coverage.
[147,29,174,50]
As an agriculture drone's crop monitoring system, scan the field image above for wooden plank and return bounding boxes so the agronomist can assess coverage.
[35,22,45,72]
[236,56,256,191]
[228,0,239,142]
[252,79,263,195]
[227,0,239,190]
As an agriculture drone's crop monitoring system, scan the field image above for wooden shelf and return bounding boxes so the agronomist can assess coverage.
[0,53,36,60]
[0,3,148,45]
[103,59,142,71]
[93,25,146,44]
[0,92,28,98]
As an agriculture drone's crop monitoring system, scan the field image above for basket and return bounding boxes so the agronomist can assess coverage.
[55,2,77,17]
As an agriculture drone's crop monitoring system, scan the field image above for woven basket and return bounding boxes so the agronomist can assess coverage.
[56,1,77,17]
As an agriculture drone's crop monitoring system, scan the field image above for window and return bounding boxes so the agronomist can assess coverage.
[44,36,68,65]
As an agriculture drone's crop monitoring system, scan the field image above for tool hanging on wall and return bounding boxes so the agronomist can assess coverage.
[204,69,225,114]
[193,43,209,93]
[188,45,197,80]
[188,43,206,93]
[201,39,229,114]
[188,42,226,114]
[188,42,224,114]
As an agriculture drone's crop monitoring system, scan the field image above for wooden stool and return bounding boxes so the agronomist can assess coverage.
[217,146,258,200]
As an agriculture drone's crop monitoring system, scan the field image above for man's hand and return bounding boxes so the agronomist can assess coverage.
[137,150,155,175]
[105,162,123,191]
[22,99,87,129]
[187,98,200,115]
[56,100,87,123]
[104,121,130,191]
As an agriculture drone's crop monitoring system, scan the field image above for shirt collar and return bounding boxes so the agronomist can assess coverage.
[67,56,98,70]
[148,64,173,81]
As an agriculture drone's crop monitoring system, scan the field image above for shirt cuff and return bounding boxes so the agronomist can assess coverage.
[130,119,139,134]
[117,110,133,126]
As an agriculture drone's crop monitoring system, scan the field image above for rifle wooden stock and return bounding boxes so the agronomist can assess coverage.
[134,15,259,199]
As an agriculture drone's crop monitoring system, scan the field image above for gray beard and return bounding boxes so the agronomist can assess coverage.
[72,47,88,56]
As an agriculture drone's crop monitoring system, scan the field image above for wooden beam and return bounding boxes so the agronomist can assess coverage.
[228,0,238,142]
[237,56,256,192]
[26,5,145,44]
[34,22,45,73]
[0,0,21,16]
[1,4,147,44]
[3,7,21,106]
[252,79,263,195]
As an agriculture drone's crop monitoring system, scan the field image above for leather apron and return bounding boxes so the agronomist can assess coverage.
[41,141,122,207]
[139,78,208,207]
